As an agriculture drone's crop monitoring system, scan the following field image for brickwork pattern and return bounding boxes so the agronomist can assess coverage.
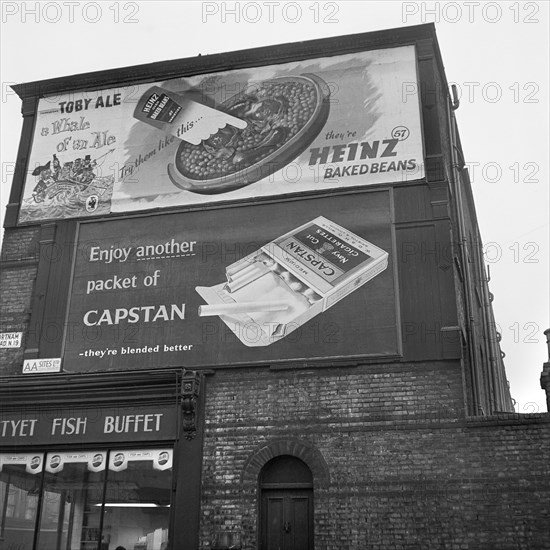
[199,365,550,549]
[0,227,40,374]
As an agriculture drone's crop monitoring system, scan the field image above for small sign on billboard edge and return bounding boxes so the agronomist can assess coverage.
[22,358,62,374]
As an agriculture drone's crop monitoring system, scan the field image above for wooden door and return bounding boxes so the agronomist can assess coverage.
[261,489,313,550]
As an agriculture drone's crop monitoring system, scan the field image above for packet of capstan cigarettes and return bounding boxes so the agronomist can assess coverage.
[195,216,388,347]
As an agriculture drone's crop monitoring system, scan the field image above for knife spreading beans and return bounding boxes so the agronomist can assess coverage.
[175,80,318,180]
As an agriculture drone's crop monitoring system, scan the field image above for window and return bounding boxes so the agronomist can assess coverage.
[0,454,42,550]
[1,449,172,550]
[101,450,171,550]
[36,452,106,550]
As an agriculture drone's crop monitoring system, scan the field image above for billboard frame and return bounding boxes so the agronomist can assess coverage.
[5,24,438,228]
[59,186,404,373]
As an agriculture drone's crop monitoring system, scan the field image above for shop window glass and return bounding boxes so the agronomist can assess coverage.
[0,454,44,550]
[1,449,171,550]
[102,450,171,550]
[36,452,106,550]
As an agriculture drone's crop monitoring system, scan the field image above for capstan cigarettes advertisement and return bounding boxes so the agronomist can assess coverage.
[63,192,398,370]
[19,45,423,223]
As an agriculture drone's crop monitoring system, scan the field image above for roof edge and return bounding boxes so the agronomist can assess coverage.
[11,23,437,99]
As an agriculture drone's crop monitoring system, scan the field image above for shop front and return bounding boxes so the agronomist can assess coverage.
[0,369,204,550]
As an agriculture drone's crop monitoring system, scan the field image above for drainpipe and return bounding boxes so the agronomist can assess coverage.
[446,86,482,415]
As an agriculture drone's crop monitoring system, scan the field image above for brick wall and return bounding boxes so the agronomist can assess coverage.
[199,364,550,549]
[0,227,40,374]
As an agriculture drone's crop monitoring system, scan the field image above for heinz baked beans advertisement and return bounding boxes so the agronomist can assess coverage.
[62,191,398,370]
[19,46,423,223]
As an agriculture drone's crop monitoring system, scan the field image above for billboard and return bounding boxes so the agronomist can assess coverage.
[19,45,423,223]
[63,191,399,370]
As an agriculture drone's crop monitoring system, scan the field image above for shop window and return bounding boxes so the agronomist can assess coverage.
[1,449,172,550]
[36,452,106,550]
[101,450,171,550]
[0,454,43,550]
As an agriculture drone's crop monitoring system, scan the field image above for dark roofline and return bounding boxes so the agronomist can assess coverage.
[11,23,442,99]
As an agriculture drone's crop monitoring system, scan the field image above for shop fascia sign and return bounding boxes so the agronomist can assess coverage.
[22,357,62,374]
[0,404,177,445]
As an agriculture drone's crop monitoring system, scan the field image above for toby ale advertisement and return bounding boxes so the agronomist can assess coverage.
[63,192,398,370]
[19,45,423,223]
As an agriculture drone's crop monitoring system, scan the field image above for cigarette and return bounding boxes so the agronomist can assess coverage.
[226,260,256,278]
[225,263,270,292]
[227,262,260,282]
[198,300,289,317]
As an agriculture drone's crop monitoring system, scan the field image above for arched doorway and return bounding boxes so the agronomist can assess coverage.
[259,455,314,550]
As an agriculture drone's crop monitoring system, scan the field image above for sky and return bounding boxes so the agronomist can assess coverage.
[0,0,548,412]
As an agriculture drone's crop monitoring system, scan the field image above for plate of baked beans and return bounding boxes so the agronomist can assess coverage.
[168,73,331,194]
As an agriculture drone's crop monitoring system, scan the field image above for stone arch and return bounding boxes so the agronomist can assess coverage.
[240,437,331,488]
